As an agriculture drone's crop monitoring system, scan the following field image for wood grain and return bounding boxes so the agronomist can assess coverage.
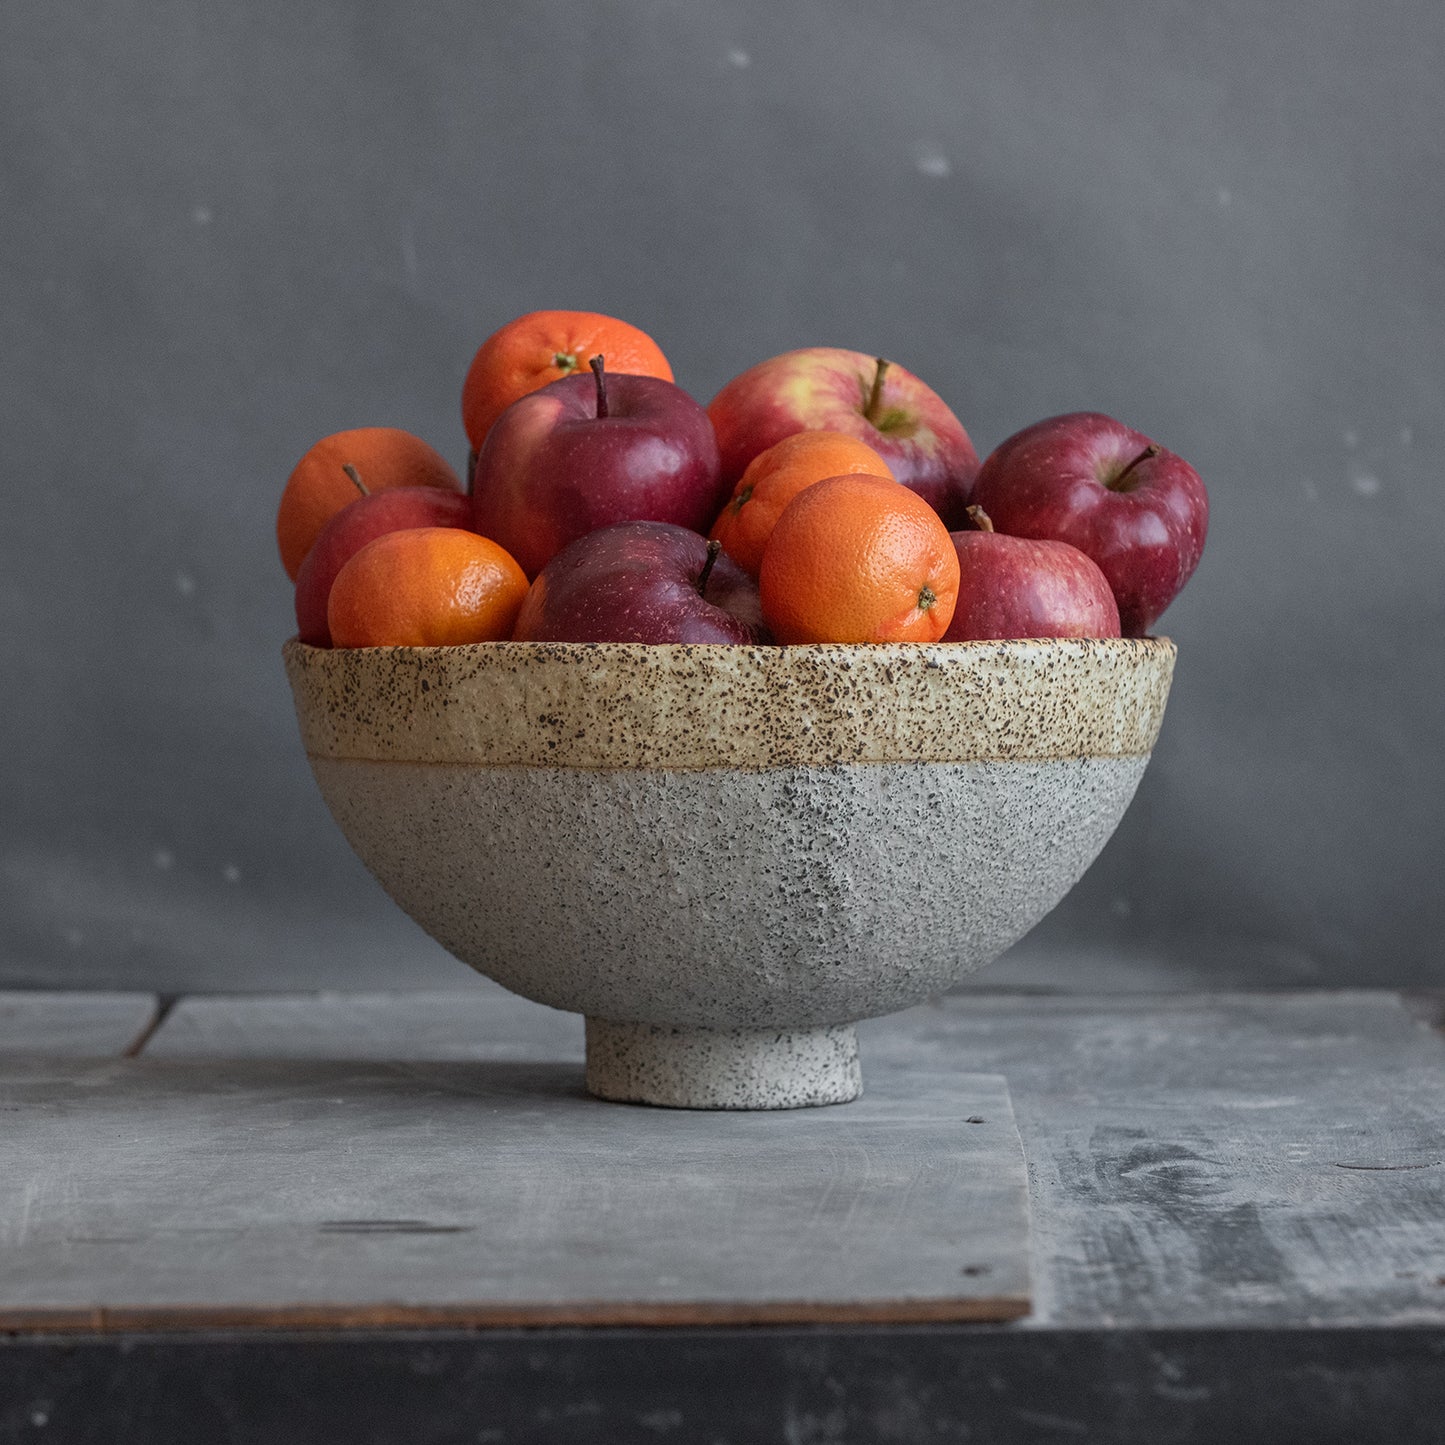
[0,1055,1030,1331]
[862,990,1445,1329]
[146,986,1445,1330]
[9,987,1443,1337]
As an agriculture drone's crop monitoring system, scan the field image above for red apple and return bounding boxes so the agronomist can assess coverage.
[943,507,1120,641]
[472,358,725,578]
[968,412,1208,636]
[707,348,979,528]
[294,487,474,646]
[512,522,767,644]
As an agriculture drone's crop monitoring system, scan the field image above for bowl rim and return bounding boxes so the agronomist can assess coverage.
[284,634,1174,657]
[284,635,1176,770]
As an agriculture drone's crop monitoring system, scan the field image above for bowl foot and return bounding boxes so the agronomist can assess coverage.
[584,1018,862,1110]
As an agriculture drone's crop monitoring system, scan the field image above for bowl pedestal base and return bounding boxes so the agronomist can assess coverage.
[584,1018,863,1110]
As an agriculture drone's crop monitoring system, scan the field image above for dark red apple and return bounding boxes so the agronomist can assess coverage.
[942,507,1120,641]
[294,484,474,646]
[968,413,1208,636]
[707,348,979,528]
[511,522,767,644]
[472,358,725,578]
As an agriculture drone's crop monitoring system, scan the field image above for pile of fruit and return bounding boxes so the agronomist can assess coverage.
[277,311,1208,648]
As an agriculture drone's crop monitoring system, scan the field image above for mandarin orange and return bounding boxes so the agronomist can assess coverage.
[276,428,460,581]
[759,474,959,644]
[461,310,673,452]
[327,527,528,648]
[709,430,894,578]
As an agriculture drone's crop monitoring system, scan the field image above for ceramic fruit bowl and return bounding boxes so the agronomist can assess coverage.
[284,638,1175,1109]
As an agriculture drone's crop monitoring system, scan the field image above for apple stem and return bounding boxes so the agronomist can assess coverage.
[589,354,609,419]
[696,538,723,598]
[1111,444,1160,491]
[341,463,368,497]
[465,448,477,496]
[865,357,891,424]
[964,504,995,533]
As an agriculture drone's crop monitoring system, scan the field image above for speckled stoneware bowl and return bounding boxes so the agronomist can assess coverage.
[284,638,1175,1109]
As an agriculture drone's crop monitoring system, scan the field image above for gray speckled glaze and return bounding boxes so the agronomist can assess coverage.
[307,755,1149,1029]
[584,1019,862,1109]
[285,639,1175,1108]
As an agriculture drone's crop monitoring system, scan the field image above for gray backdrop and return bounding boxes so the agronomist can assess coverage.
[4,1,1442,993]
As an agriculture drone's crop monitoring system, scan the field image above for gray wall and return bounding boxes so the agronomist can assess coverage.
[3,1,1442,993]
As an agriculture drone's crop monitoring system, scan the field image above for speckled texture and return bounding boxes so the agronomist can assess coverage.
[584,1019,862,1109]
[284,638,1174,768]
[306,756,1149,1029]
[286,638,1174,1107]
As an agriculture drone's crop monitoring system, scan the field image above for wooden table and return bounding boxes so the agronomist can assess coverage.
[2,985,1443,1443]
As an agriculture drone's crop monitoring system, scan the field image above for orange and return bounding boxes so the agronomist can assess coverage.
[276,428,460,581]
[462,310,674,451]
[759,474,960,644]
[327,527,529,647]
[709,430,894,578]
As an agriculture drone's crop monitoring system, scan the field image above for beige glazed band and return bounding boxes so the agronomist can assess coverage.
[283,637,1176,770]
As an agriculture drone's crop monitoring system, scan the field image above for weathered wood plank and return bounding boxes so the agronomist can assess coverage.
[145,983,581,1062]
[0,1058,1030,1330]
[0,992,158,1057]
[144,987,1445,1329]
[23,987,1445,1333]
[861,990,1445,1329]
